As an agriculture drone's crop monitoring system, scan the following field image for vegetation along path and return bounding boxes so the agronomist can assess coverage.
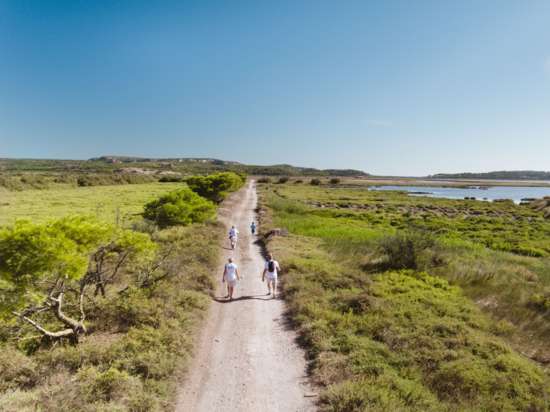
[176,180,314,412]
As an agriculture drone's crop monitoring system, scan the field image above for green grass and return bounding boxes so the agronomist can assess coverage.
[0,183,182,226]
[260,183,550,411]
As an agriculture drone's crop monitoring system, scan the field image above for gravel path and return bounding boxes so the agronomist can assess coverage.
[175,180,315,412]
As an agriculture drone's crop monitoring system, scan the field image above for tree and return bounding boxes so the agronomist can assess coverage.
[143,187,216,228]
[186,172,244,203]
[0,216,156,343]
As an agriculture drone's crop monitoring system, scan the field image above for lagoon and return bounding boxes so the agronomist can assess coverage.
[369,185,550,203]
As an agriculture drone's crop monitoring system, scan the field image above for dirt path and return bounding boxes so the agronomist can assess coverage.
[175,180,315,412]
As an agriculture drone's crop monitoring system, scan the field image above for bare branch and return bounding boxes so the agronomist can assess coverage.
[12,311,74,339]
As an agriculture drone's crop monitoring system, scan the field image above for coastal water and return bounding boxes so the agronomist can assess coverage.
[369,185,550,203]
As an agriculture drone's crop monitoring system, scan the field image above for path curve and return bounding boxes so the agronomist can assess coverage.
[175,180,315,412]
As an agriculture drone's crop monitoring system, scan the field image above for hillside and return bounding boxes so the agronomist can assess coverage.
[430,170,550,181]
[0,157,368,181]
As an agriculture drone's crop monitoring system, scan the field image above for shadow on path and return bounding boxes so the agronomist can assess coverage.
[213,294,275,303]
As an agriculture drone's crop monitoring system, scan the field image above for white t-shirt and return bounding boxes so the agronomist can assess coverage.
[264,260,280,279]
[229,228,239,239]
[225,263,238,281]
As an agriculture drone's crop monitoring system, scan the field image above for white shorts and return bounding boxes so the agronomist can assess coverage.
[266,274,277,282]
[227,279,237,287]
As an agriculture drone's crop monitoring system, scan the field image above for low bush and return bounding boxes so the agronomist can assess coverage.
[329,178,340,185]
[158,175,184,183]
[277,176,290,184]
[143,187,216,228]
[77,173,156,187]
[258,177,272,184]
[377,230,435,270]
[310,178,322,186]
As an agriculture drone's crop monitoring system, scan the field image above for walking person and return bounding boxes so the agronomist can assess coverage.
[250,221,256,235]
[262,253,281,299]
[222,257,240,300]
[229,225,239,250]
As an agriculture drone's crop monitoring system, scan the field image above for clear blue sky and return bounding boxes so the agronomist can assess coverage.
[1,1,549,176]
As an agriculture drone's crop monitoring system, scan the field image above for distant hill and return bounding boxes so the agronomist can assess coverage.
[0,157,368,177]
[429,171,550,181]
[87,157,368,176]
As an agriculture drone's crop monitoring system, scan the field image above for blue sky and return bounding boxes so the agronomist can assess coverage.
[1,0,549,176]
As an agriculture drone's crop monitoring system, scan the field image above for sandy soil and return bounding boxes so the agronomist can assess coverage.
[175,180,315,412]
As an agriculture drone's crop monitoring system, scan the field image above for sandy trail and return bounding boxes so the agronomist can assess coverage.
[176,180,314,412]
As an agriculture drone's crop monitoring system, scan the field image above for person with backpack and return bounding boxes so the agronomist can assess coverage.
[262,253,281,298]
[222,257,240,300]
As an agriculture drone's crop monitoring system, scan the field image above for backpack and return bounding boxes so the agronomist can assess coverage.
[268,260,275,272]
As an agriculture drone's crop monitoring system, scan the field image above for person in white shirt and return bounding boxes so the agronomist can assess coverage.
[222,257,240,300]
[228,226,239,250]
[262,253,281,298]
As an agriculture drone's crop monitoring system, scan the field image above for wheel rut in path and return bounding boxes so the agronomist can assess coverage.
[176,180,315,412]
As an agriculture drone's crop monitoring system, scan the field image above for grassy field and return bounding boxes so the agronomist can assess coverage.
[0,183,182,226]
[259,182,550,411]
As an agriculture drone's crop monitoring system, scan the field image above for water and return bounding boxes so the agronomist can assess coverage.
[369,185,550,203]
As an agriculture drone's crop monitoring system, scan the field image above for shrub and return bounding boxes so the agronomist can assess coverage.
[158,175,183,182]
[0,347,39,391]
[378,231,435,270]
[77,366,141,402]
[329,178,341,185]
[143,187,215,228]
[186,172,244,203]
[258,177,272,184]
[294,179,303,184]
[277,176,290,184]
[310,178,322,186]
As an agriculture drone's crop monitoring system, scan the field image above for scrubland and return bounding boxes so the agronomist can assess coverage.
[259,182,550,411]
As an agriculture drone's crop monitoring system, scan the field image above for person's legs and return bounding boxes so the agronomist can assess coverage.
[272,278,278,298]
[266,278,272,295]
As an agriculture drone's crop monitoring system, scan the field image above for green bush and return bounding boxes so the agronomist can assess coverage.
[158,175,183,183]
[186,172,244,203]
[143,187,216,228]
[77,366,141,402]
[329,178,341,185]
[378,231,435,270]
[277,176,290,184]
[310,178,322,186]
[258,177,272,184]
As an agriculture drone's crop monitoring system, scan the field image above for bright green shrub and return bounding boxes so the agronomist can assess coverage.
[186,172,244,203]
[143,187,216,228]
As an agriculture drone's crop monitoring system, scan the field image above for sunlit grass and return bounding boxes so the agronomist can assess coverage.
[0,183,182,226]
